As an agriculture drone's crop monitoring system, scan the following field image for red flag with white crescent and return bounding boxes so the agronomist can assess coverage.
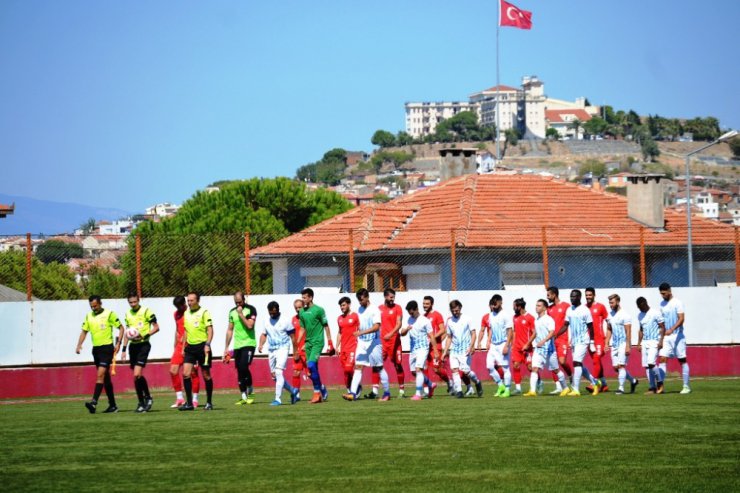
[499,0,532,30]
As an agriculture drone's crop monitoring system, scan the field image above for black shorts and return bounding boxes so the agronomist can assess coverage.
[92,344,114,368]
[184,342,212,369]
[129,341,151,369]
[234,346,255,369]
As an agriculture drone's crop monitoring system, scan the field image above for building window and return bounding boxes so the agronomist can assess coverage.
[500,262,544,289]
[695,261,736,287]
[403,264,440,290]
[300,266,343,290]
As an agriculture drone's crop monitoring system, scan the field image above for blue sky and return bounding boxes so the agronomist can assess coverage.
[1,0,738,212]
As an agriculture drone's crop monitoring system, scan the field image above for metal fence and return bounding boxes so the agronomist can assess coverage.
[1,226,738,301]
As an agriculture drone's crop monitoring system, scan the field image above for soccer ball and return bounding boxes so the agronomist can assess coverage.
[126,328,140,340]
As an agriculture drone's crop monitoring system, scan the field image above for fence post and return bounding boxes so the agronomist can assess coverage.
[245,232,251,296]
[541,227,549,288]
[25,233,32,301]
[735,227,739,287]
[450,229,457,291]
[348,230,355,293]
[135,233,142,298]
[640,226,647,288]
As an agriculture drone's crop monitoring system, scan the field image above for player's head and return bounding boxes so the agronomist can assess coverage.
[186,291,200,309]
[338,296,351,314]
[449,299,462,317]
[584,287,595,304]
[173,295,186,312]
[546,286,559,302]
[489,294,502,311]
[88,294,102,312]
[406,300,419,316]
[356,288,370,306]
[293,298,304,313]
[301,288,314,305]
[383,288,396,305]
[636,296,649,313]
[513,298,526,315]
[127,291,140,309]
[234,291,245,306]
[422,295,434,313]
[267,301,280,318]
[659,282,672,301]
[608,293,620,311]
[570,289,581,305]
[535,299,548,315]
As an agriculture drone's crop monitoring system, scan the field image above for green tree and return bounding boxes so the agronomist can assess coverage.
[729,136,740,159]
[545,127,560,140]
[683,117,720,141]
[36,240,84,264]
[504,128,520,146]
[0,251,82,300]
[568,119,583,139]
[82,266,125,298]
[578,159,606,177]
[641,135,660,162]
[396,131,414,146]
[371,130,396,148]
[582,116,607,137]
[79,218,96,234]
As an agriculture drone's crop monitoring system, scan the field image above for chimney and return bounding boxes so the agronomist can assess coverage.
[625,174,665,228]
[438,148,478,180]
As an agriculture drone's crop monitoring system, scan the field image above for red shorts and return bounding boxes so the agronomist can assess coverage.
[382,337,402,365]
[293,350,307,372]
[427,346,443,367]
[170,347,184,366]
[339,351,356,372]
[556,341,569,360]
[511,347,530,365]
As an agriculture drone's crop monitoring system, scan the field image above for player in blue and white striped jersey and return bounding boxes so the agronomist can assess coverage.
[555,290,600,396]
[257,301,298,406]
[658,283,691,394]
[400,300,438,400]
[525,300,566,397]
[636,297,665,394]
[605,294,638,394]
[343,288,390,401]
[480,294,513,397]
[441,300,483,398]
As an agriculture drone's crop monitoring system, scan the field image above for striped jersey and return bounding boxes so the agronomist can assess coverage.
[262,315,295,351]
[486,310,513,345]
[659,298,684,336]
[446,314,473,355]
[607,308,632,346]
[357,304,381,342]
[406,315,433,352]
[565,304,593,345]
[533,313,555,357]
[638,308,664,341]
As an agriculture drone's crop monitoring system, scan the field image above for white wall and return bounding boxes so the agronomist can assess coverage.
[1,287,738,366]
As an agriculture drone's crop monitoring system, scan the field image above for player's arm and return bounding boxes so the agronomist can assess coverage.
[223,321,234,362]
[502,327,512,354]
[324,324,335,355]
[587,321,595,342]
[257,332,267,353]
[356,321,380,337]
[657,320,666,349]
[149,312,160,337]
[605,322,613,350]
[75,330,87,354]
[468,328,477,354]
[236,306,255,330]
[555,320,569,339]
[205,324,214,355]
[637,325,643,348]
[624,323,632,355]
[478,322,488,349]
[399,323,412,336]
[666,312,684,336]
[441,327,451,360]
[429,329,439,360]
[433,320,446,343]
[525,329,536,350]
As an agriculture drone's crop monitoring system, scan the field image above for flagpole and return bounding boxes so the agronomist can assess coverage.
[495,0,501,162]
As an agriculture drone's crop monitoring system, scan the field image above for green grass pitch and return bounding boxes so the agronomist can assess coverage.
[1,378,739,492]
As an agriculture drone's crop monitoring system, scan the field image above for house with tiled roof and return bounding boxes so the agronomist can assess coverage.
[252,174,737,293]
[546,109,593,140]
[0,203,14,219]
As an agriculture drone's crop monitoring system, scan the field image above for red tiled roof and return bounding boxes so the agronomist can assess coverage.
[545,109,592,123]
[0,203,14,218]
[481,85,519,93]
[251,175,735,257]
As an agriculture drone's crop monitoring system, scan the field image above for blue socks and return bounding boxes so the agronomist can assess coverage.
[307,361,322,391]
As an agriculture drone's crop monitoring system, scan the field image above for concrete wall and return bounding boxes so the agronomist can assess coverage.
[2,287,739,367]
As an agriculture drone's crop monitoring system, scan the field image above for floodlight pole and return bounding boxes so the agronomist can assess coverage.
[684,130,738,287]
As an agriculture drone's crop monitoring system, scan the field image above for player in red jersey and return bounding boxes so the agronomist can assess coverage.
[336,296,360,393]
[290,299,306,401]
[511,298,535,395]
[168,295,200,408]
[585,287,610,393]
[546,286,572,394]
[379,288,406,397]
[422,295,450,396]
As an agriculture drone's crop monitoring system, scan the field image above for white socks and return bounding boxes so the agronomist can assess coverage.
[351,369,362,394]
[682,362,690,387]
[379,368,390,392]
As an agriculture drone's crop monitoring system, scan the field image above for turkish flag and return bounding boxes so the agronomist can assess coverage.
[499,0,532,30]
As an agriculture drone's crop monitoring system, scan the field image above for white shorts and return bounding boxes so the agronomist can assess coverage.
[269,347,289,372]
[531,351,559,371]
[409,348,429,370]
[355,338,383,367]
[659,333,687,359]
[571,343,589,364]
[642,340,659,367]
[486,342,510,369]
[449,353,471,372]
[611,342,627,367]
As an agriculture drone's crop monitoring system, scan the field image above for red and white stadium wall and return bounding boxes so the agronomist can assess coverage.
[1,287,739,399]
